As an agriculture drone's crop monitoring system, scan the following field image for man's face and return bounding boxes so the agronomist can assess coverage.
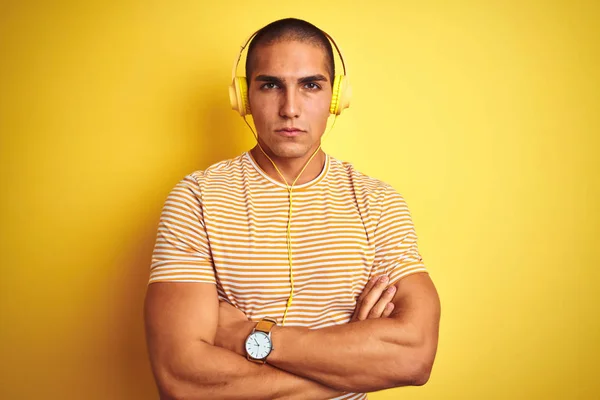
[247,40,332,160]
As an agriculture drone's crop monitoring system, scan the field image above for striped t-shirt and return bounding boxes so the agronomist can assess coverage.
[149,151,427,400]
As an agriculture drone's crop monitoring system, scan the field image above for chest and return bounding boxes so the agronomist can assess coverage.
[202,185,376,324]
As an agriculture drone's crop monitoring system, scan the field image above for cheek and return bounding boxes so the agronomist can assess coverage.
[249,98,268,125]
[308,98,331,124]
[304,91,328,108]
[250,94,277,119]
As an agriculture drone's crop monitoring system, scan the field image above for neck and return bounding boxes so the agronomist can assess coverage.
[250,145,326,187]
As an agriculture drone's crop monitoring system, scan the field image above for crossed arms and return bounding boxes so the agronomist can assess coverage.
[144,272,440,399]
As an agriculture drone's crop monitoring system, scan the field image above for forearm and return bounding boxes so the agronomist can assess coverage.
[155,340,343,400]
[268,319,435,393]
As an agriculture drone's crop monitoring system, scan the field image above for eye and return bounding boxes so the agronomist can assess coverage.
[260,82,279,90]
[304,82,321,90]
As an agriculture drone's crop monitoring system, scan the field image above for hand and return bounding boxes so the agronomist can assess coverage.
[215,301,254,356]
[350,275,396,322]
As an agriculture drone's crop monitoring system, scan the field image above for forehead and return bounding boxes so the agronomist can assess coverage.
[250,40,330,80]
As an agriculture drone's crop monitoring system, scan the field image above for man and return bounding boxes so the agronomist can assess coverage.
[144,18,440,400]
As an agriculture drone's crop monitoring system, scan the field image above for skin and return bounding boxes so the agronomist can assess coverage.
[247,40,333,185]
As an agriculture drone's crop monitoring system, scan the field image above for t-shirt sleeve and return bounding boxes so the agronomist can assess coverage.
[148,174,216,285]
[372,187,428,284]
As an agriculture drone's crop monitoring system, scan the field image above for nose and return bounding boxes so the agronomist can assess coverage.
[279,87,300,119]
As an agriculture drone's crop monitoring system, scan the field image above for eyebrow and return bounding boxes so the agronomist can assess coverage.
[254,74,329,84]
[299,74,328,84]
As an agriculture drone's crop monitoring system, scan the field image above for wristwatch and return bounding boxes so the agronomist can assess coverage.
[245,317,277,364]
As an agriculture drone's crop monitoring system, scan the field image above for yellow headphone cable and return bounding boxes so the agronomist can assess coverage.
[242,116,338,325]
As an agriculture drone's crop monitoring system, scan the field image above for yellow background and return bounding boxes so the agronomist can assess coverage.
[1,1,598,399]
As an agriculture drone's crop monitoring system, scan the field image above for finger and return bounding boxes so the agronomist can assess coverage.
[357,275,379,303]
[356,275,389,321]
[381,302,395,318]
[367,285,397,319]
[352,276,380,321]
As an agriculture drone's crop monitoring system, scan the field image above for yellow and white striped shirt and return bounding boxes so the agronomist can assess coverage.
[149,151,427,400]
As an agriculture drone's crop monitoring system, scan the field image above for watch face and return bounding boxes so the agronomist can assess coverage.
[245,331,272,360]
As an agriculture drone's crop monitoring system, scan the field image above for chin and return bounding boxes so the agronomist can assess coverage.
[270,143,313,159]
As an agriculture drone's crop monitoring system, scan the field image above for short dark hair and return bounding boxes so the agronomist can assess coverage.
[245,18,335,88]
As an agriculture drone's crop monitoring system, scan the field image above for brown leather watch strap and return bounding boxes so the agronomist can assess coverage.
[255,317,277,333]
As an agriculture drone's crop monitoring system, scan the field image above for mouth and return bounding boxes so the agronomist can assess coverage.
[275,127,305,137]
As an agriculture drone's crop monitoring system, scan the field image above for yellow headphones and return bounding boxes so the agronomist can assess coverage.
[228,28,352,116]
[228,24,351,325]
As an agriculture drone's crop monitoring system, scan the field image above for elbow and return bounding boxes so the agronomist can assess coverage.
[409,359,433,386]
[344,353,434,392]
[150,342,217,399]
[389,357,433,388]
[157,386,181,400]
[157,377,210,400]
[155,374,192,400]
[344,362,432,393]
[396,327,439,387]
[153,363,206,400]
[391,346,436,388]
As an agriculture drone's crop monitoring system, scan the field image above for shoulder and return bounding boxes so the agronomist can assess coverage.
[164,154,248,206]
[182,153,248,189]
[329,155,398,200]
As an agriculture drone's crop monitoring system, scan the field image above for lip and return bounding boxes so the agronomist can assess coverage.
[275,128,305,137]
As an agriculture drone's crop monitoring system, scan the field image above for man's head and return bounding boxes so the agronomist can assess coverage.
[244,18,336,161]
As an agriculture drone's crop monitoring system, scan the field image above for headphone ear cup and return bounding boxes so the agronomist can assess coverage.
[330,75,342,115]
[330,75,351,115]
[229,77,251,116]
